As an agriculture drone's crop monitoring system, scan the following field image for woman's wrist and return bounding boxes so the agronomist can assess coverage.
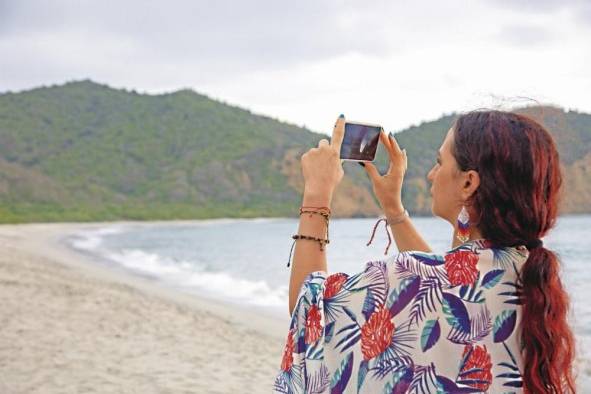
[386,208,409,225]
[385,204,405,218]
[302,188,332,207]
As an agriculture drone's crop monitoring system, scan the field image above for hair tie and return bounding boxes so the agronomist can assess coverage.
[526,239,543,249]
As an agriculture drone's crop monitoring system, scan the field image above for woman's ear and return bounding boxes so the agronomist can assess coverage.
[461,170,480,200]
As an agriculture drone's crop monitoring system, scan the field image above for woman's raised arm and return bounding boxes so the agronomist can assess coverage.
[361,131,432,253]
[288,116,345,315]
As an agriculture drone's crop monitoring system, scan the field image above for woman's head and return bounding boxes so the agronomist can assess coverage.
[426,125,480,229]
[428,109,562,246]
[429,109,575,392]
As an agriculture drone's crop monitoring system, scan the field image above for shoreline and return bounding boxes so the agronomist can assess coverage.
[1,219,589,391]
[6,220,291,337]
[0,221,288,393]
[0,211,587,226]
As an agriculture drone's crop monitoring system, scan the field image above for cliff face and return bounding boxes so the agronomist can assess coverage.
[561,151,591,214]
[0,81,589,223]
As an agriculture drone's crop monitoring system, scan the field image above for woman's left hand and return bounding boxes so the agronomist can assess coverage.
[301,115,345,204]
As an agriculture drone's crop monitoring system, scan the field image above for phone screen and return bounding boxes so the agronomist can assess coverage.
[339,122,381,161]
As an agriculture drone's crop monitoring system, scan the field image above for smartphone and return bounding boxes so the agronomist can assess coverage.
[339,121,382,162]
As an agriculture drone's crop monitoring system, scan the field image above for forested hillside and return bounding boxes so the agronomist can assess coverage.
[0,81,588,223]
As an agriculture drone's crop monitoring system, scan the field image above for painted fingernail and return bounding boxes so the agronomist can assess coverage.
[358,162,365,167]
[339,114,345,119]
[388,132,393,138]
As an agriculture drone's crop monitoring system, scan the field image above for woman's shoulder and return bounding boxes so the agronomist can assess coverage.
[294,238,530,312]
[280,240,528,393]
[384,239,529,285]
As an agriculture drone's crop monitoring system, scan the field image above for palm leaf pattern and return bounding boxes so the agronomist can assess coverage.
[371,354,414,380]
[387,275,421,317]
[409,276,443,326]
[447,304,492,344]
[496,342,524,388]
[329,351,353,393]
[363,261,389,299]
[394,251,451,287]
[274,240,527,393]
[385,319,417,359]
[498,281,523,305]
[410,362,439,394]
[306,363,330,394]
[491,246,527,276]
[420,319,441,352]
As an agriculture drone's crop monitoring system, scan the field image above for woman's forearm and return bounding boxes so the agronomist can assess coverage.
[385,206,432,253]
[288,192,330,315]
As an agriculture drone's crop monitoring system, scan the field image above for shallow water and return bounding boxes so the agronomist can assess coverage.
[66,214,591,387]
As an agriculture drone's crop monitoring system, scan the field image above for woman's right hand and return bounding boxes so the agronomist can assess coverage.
[361,130,408,216]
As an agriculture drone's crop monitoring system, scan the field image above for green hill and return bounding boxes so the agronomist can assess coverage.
[0,80,589,223]
[392,105,591,215]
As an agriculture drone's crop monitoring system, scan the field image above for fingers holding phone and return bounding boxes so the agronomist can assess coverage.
[300,116,346,198]
[330,115,345,153]
[361,129,407,215]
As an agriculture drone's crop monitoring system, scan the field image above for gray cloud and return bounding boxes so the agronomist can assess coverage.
[577,2,591,26]
[0,0,407,75]
[493,24,557,48]
[0,0,588,103]
[480,0,590,49]
[484,0,587,13]
[484,0,591,28]
[3,0,506,91]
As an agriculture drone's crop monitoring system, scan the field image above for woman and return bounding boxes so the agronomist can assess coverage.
[274,110,576,393]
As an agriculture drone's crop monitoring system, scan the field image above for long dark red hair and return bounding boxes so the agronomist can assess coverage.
[451,109,576,393]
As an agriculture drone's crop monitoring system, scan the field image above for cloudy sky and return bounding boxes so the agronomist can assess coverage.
[1,0,589,134]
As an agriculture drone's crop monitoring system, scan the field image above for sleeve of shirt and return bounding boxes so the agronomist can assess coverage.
[274,249,509,393]
[273,255,425,394]
[273,269,330,394]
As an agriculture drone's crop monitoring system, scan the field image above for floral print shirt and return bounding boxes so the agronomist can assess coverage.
[274,239,530,393]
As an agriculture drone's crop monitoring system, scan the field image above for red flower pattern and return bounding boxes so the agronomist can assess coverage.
[461,344,493,391]
[274,245,527,393]
[444,250,479,286]
[323,273,347,299]
[305,305,323,344]
[360,306,395,361]
[281,328,295,371]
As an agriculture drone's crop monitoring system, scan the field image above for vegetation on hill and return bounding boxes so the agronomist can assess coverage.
[0,80,589,223]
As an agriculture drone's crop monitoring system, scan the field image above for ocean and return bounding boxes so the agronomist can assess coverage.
[64,214,591,387]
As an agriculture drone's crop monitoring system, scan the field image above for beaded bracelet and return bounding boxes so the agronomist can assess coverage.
[292,234,330,250]
[287,235,330,268]
[287,206,331,267]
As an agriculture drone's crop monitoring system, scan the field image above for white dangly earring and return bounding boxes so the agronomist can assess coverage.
[456,205,470,243]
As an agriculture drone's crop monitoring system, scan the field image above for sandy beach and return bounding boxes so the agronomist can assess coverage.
[2,221,590,393]
[0,222,287,393]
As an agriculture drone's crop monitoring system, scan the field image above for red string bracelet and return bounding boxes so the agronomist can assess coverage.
[366,210,409,255]
[366,218,393,255]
